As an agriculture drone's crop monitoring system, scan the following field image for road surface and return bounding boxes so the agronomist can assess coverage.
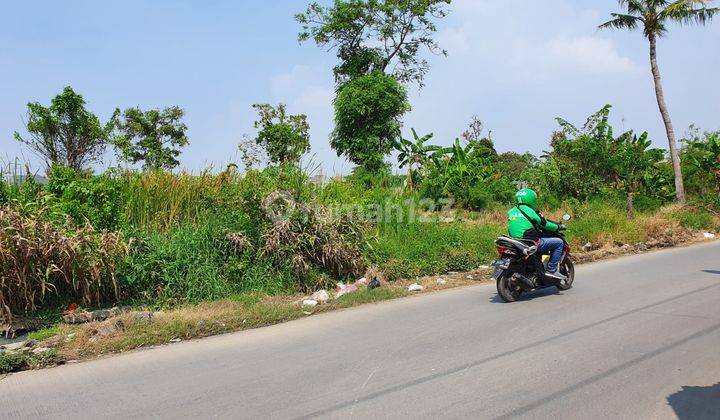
[2,241,720,419]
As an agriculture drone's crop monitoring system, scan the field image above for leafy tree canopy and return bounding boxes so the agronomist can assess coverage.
[14,86,109,171]
[110,106,189,170]
[296,0,452,86]
[332,71,410,171]
[252,103,310,166]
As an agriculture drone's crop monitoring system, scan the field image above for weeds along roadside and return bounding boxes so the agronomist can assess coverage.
[1,163,719,324]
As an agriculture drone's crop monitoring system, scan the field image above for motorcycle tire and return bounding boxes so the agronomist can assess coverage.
[556,259,575,291]
[497,272,523,302]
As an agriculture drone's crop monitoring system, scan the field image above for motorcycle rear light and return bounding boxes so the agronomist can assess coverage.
[496,246,509,255]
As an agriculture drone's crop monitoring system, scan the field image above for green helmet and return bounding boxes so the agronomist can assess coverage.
[515,188,538,207]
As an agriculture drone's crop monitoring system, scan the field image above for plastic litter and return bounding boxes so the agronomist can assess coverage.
[355,277,368,285]
[367,278,381,290]
[466,275,474,280]
[302,299,318,307]
[478,265,490,269]
[703,232,716,239]
[436,278,447,285]
[408,283,424,292]
[335,283,359,298]
[310,290,330,304]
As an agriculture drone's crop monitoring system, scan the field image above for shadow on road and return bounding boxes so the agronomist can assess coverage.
[489,287,562,304]
[667,383,720,419]
[702,270,720,275]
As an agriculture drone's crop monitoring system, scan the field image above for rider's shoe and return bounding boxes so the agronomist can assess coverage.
[545,270,567,282]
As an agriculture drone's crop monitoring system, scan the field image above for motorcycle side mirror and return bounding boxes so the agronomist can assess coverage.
[562,214,571,221]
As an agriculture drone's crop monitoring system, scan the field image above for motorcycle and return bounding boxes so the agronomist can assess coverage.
[492,214,575,302]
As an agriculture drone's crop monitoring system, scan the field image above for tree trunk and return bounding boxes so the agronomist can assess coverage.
[649,35,686,204]
[626,190,634,219]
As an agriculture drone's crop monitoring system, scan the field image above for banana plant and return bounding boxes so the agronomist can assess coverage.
[395,128,441,190]
[685,131,720,192]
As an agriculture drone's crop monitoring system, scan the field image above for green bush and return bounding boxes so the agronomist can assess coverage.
[48,165,122,229]
[0,352,29,373]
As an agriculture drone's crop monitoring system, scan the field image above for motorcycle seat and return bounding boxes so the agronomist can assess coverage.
[496,236,538,256]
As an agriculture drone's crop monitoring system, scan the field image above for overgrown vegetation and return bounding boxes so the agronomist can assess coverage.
[1,1,718,373]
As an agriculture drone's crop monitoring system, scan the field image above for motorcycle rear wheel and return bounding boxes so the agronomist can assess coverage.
[497,272,523,302]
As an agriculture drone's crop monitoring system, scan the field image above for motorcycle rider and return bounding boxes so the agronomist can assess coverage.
[507,188,567,281]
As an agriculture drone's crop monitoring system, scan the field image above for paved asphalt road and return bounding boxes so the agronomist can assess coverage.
[3,242,720,419]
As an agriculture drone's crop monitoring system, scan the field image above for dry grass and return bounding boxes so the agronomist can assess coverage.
[258,191,367,291]
[0,204,129,321]
[54,271,486,361]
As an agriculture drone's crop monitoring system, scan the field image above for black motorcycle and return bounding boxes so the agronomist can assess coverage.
[492,214,575,302]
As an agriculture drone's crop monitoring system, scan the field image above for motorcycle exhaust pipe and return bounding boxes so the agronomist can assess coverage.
[512,273,536,290]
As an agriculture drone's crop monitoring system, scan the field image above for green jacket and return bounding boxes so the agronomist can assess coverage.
[507,204,559,240]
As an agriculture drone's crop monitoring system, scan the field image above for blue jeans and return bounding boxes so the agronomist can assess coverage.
[538,237,565,272]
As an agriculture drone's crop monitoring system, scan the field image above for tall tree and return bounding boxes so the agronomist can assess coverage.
[332,71,410,171]
[252,103,310,166]
[296,0,452,87]
[14,86,109,171]
[110,106,189,170]
[599,0,718,204]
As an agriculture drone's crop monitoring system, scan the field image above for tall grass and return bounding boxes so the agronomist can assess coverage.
[0,204,128,320]
[121,169,234,232]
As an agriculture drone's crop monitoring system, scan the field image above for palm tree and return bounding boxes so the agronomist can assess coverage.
[599,0,718,204]
[395,128,441,190]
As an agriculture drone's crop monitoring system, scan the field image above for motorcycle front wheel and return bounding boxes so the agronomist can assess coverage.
[556,259,575,291]
[497,272,523,302]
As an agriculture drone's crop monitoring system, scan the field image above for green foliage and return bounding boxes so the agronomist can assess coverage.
[110,106,189,170]
[538,105,669,212]
[252,103,310,165]
[395,128,441,190]
[682,128,720,194]
[375,221,504,280]
[599,0,718,39]
[671,206,717,231]
[118,216,296,305]
[0,349,58,374]
[27,326,61,341]
[47,165,122,229]
[296,0,452,86]
[418,136,508,210]
[332,72,410,171]
[14,86,108,171]
[0,352,30,373]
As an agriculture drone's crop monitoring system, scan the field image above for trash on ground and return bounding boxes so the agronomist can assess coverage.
[367,278,381,290]
[355,277,368,285]
[336,282,359,298]
[704,232,716,239]
[310,290,330,304]
[303,311,312,315]
[478,265,490,269]
[466,275,474,280]
[408,283,424,292]
[582,242,593,252]
[436,278,447,285]
[302,299,318,307]
[169,338,181,343]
